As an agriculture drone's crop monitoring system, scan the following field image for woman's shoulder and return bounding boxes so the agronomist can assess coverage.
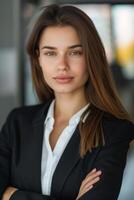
[10,103,45,115]
[5,100,51,124]
[102,113,134,145]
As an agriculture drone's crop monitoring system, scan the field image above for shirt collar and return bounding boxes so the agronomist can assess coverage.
[69,103,90,125]
[44,100,55,127]
[44,100,90,126]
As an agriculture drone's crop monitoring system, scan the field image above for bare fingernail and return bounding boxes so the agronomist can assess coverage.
[96,177,100,181]
[92,168,96,172]
[97,170,102,174]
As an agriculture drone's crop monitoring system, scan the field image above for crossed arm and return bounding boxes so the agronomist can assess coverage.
[2,169,102,200]
[1,141,129,200]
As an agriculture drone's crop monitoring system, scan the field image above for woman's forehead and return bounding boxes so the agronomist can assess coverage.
[38,25,81,49]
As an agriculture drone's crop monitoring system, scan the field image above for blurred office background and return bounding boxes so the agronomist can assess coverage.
[0,0,134,199]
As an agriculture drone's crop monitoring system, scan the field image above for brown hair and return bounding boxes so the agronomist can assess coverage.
[27,4,131,157]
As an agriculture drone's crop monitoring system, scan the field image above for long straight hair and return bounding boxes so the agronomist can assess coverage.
[27,4,131,157]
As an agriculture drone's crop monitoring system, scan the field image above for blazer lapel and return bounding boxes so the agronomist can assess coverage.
[51,125,81,197]
[30,121,44,192]
[31,101,51,192]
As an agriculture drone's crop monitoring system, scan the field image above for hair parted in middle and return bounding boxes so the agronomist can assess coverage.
[27,4,130,157]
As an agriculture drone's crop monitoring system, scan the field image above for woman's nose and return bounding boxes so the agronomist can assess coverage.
[57,54,69,71]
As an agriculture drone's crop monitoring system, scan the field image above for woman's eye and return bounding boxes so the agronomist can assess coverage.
[69,50,83,56]
[43,51,56,56]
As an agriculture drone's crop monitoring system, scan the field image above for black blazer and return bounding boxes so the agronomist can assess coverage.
[0,101,134,200]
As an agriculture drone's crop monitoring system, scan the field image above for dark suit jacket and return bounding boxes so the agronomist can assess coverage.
[0,101,134,200]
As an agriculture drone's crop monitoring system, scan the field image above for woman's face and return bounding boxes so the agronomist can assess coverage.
[38,25,88,97]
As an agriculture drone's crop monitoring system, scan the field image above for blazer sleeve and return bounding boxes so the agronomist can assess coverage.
[9,190,57,200]
[0,111,57,200]
[79,118,134,200]
[79,141,130,200]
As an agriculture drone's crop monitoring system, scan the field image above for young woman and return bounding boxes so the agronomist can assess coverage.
[1,4,134,200]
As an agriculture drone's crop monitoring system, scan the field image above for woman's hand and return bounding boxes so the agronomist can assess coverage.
[2,187,18,200]
[76,168,102,200]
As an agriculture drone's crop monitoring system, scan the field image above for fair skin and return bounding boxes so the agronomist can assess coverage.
[2,25,102,200]
[38,25,89,151]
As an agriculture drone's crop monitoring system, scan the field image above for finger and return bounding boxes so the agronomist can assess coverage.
[84,176,100,189]
[80,173,101,191]
[82,170,102,187]
[86,170,102,179]
[79,177,100,198]
[78,185,93,198]
[77,169,101,199]
[86,168,96,177]
[80,170,102,192]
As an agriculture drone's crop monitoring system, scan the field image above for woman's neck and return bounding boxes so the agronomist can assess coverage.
[54,93,88,121]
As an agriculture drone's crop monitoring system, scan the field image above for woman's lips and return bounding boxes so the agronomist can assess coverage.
[53,76,74,84]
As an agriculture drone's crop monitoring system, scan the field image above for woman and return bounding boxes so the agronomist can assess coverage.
[1,4,134,200]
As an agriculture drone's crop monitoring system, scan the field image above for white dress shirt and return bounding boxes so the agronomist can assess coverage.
[41,100,89,195]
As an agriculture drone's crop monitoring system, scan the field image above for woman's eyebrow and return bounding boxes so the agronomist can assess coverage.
[68,44,82,49]
[41,44,82,50]
[41,46,56,50]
